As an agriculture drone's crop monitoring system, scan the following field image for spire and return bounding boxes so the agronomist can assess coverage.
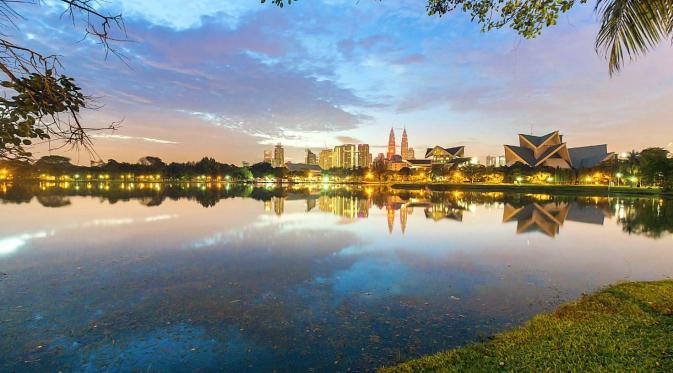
[387,127,396,160]
[401,127,409,160]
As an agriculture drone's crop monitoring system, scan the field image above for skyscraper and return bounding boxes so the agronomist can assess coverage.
[333,144,357,169]
[357,144,372,168]
[273,143,284,168]
[387,128,396,160]
[319,149,333,170]
[306,149,317,165]
[401,128,409,160]
[263,150,272,164]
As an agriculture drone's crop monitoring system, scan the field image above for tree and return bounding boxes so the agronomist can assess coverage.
[251,162,274,178]
[639,147,670,186]
[371,158,387,181]
[268,0,673,75]
[461,163,484,183]
[0,1,125,160]
[398,167,412,178]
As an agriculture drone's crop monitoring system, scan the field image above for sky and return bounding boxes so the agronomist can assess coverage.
[10,0,673,165]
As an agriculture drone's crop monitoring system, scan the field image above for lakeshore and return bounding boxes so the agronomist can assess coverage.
[381,280,673,372]
[392,182,672,197]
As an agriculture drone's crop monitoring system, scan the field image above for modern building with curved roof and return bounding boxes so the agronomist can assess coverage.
[504,131,614,169]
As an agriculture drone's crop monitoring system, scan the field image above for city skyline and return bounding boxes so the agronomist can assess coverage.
[10,1,673,165]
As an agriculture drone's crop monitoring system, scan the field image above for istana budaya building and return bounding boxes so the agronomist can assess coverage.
[504,131,614,169]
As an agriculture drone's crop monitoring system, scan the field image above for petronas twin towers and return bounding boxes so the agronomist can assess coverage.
[387,127,411,160]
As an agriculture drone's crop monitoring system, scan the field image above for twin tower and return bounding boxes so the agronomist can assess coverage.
[387,128,412,160]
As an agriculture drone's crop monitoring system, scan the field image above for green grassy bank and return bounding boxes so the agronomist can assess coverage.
[392,182,672,197]
[381,280,673,372]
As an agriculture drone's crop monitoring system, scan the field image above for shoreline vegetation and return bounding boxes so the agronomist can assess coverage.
[380,280,673,372]
[391,182,673,197]
[5,179,671,197]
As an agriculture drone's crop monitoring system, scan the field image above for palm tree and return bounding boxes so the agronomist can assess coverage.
[627,149,640,175]
[595,0,673,75]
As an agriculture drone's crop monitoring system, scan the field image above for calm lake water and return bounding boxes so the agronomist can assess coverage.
[1,183,672,372]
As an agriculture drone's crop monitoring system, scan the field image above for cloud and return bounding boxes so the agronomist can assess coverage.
[91,134,179,145]
[394,54,425,65]
[335,136,362,144]
[105,0,263,30]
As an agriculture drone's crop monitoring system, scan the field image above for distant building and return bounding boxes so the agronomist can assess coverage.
[241,161,250,167]
[504,131,614,169]
[405,145,470,171]
[357,144,372,168]
[306,149,317,165]
[319,149,333,170]
[407,147,415,160]
[425,146,469,165]
[387,128,396,160]
[333,144,357,169]
[401,128,409,160]
[486,155,506,167]
[263,150,273,164]
[387,154,407,171]
[404,159,432,170]
[273,143,285,168]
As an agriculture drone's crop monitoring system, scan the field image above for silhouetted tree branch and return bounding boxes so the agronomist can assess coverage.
[0,0,125,161]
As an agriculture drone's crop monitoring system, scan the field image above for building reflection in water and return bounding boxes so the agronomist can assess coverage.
[3,182,668,239]
[502,200,613,237]
[318,195,371,220]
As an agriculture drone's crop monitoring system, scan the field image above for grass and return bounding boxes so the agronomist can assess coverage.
[380,280,673,372]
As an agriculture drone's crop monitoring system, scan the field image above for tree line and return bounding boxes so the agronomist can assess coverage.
[1,146,671,190]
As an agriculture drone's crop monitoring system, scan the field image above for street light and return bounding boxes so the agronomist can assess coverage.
[615,172,623,186]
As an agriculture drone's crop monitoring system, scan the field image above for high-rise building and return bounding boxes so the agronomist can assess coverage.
[357,144,372,168]
[333,146,344,168]
[263,150,272,164]
[387,128,396,160]
[333,144,357,169]
[408,147,415,160]
[401,128,409,160]
[306,149,317,165]
[273,143,285,168]
[319,149,333,170]
[486,155,507,167]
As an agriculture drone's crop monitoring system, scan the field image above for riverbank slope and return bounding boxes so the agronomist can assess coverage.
[381,280,673,372]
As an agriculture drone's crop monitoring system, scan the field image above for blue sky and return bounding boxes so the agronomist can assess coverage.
[12,0,673,164]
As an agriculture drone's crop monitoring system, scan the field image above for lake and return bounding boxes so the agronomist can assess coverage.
[1,183,672,372]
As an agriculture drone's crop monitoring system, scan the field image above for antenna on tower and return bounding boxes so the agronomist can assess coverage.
[530,124,534,135]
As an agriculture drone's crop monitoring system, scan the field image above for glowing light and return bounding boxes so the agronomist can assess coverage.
[616,172,623,178]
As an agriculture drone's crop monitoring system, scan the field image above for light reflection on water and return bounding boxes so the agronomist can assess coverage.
[0,183,672,372]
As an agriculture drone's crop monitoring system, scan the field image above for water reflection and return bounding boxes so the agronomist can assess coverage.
[2,182,671,239]
[502,201,612,237]
[1,182,672,372]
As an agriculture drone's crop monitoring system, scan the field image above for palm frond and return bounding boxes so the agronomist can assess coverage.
[595,0,673,75]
